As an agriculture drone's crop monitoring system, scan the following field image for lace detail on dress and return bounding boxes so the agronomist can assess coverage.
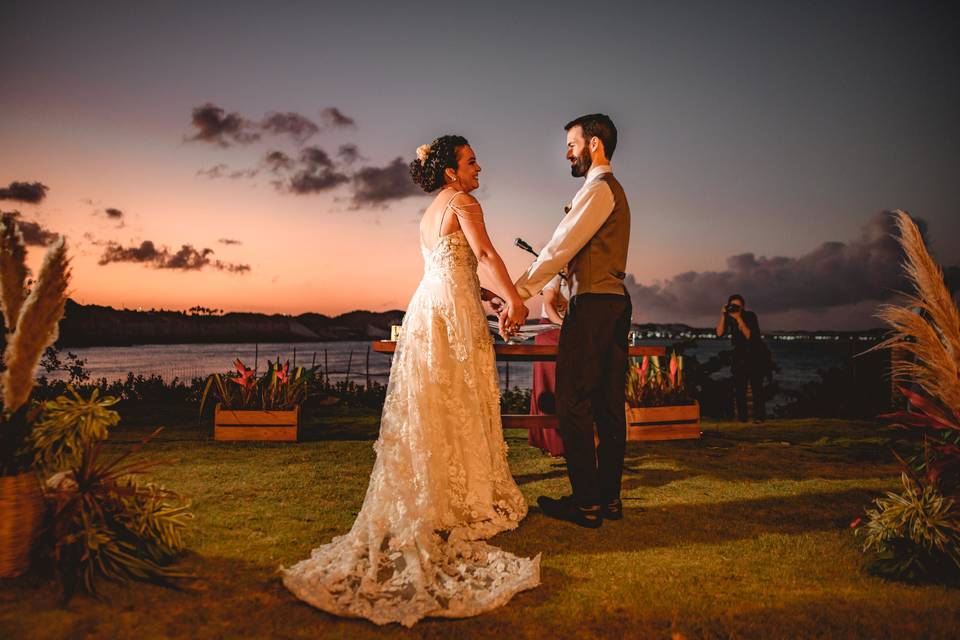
[282,230,540,627]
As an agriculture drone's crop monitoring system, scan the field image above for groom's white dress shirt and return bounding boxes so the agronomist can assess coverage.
[514,164,616,300]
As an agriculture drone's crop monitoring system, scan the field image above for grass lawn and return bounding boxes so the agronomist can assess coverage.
[3,414,960,639]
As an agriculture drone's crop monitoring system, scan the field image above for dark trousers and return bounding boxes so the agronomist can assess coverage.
[556,292,632,506]
[733,360,765,421]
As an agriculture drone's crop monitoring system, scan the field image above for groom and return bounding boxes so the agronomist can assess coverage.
[512,113,632,528]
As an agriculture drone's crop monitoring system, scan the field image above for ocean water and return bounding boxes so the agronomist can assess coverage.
[49,337,872,396]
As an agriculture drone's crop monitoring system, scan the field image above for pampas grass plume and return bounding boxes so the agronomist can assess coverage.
[0,218,29,332]
[873,210,960,415]
[1,237,71,413]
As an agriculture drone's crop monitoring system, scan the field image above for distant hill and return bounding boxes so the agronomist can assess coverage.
[46,300,406,347]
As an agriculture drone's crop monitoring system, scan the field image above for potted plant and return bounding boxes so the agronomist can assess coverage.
[200,358,316,441]
[0,220,69,577]
[625,353,701,441]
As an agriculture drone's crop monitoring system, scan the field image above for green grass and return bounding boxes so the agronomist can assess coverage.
[3,416,960,639]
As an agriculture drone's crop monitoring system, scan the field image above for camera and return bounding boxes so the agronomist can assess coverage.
[725,304,741,314]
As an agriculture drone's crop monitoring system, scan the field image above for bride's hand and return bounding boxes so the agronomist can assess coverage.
[504,299,528,334]
[488,295,506,314]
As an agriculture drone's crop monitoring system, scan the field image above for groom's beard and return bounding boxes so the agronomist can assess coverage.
[570,148,592,177]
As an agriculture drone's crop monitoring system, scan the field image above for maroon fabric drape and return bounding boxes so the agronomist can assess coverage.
[528,319,564,456]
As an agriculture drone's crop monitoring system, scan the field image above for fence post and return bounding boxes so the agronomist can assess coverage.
[345,350,353,385]
[365,346,371,388]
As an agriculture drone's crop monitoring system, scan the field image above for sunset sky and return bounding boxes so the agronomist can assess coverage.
[2,1,957,330]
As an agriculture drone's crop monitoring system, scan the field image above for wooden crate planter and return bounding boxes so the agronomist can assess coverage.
[214,405,299,442]
[626,401,701,441]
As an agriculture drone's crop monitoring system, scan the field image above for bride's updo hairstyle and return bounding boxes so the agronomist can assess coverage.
[409,135,469,192]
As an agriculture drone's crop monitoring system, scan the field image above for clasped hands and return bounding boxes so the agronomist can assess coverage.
[484,296,528,341]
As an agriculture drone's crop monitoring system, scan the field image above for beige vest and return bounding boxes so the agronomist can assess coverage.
[568,172,630,297]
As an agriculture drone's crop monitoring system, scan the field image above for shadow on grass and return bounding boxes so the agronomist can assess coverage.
[618,431,900,483]
[499,488,877,558]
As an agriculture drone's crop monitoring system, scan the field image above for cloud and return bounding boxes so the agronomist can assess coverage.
[0,210,59,246]
[98,240,250,273]
[351,157,423,206]
[261,111,319,144]
[0,181,49,204]
[264,150,294,173]
[337,143,362,164]
[187,103,260,146]
[218,238,242,245]
[283,146,349,195]
[321,107,356,128]
[196,163,259,179]
[624,211,944,323]
[300,146,334,169]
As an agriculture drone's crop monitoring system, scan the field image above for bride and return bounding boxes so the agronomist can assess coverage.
[282,135,540,626]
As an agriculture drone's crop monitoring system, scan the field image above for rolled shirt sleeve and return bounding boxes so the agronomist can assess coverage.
[514,177,615,300]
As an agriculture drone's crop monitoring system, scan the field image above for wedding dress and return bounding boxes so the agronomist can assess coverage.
[282,196,540,627]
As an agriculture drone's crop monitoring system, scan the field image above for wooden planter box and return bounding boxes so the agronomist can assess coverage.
[626,401,701,441]
[214,405,299,442]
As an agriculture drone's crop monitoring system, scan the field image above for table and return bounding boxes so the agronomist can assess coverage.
[371,341,666,429]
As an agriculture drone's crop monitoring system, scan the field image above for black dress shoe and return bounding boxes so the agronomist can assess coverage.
[603,498,623,520]
[538,495,603,529]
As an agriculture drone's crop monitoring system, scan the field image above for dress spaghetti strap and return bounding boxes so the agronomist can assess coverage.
[437,188,463,238]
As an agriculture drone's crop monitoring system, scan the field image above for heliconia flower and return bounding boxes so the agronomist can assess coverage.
[640,356,649,385]
[229,358,256,389]
[669,353,679,387]
[849,517,862,529]
[276,360,290,384]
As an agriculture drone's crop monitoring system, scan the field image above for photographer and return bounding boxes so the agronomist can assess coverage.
[716,294,766,422]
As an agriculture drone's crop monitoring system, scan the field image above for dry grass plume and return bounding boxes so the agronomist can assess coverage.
[0,218,29,332]
[872,210,960,416]
[1,237,71,413]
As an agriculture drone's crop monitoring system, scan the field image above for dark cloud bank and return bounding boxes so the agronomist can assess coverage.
[98,240,250,273]
[188,103,423,207]
[187,103,355,148]
[626,211,958,329]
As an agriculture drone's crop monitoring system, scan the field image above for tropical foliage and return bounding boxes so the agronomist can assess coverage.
[626,353,694,408]
[859,473,960,581]
[37,388,193,601]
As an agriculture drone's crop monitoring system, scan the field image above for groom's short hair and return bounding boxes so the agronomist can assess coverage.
[564,113,618,159]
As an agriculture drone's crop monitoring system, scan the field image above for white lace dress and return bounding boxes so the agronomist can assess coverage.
[281,227,540,627]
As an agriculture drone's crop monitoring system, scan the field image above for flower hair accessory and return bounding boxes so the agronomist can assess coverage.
[415,144,432,165]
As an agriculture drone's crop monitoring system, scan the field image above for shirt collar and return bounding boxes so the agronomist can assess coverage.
[586,164,612,181]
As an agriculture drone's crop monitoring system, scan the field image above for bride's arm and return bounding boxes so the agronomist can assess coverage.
[449,193,527,327]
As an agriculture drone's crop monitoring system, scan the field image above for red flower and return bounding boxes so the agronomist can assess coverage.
[229,358,256,390]
[850,517,862,529]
